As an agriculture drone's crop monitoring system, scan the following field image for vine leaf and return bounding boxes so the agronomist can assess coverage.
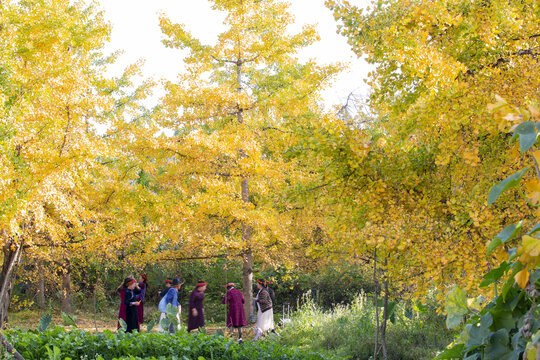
[488,168,529,205]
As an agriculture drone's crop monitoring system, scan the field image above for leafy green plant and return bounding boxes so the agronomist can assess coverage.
[61,312,77,328]
[158,303,180,331]
[145,319,156,333]
[118,318,127,332]
[38,314,52,332]
[436,100,540,359]
[278,293,451,360]
[45,345,61,360]
[4,327,331,360]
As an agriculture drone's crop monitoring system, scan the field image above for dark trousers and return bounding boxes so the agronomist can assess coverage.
[126,307,139,333]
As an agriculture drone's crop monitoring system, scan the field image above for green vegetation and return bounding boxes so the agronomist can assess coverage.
[2,327,333,360]
[434,100,540,360]
[277,294,453,360]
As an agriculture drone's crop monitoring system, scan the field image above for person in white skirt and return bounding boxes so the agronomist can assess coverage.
[253,279,274,340]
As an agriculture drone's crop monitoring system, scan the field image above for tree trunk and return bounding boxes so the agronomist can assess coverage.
[36,267,46,308]
[242,249,253,317]
[0,331,25,360]
[93,283,98,332]
[373,248,379,360]
[381,258,389,360]
[235,52,254,317]
[0,237,23,329]
[61,260,72,314]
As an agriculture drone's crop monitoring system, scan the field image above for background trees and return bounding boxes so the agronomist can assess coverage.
[153,0,341,315]
[325,0,540,298]
[0,0,156,323]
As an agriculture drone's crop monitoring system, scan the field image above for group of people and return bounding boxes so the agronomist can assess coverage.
[117,275,276,341]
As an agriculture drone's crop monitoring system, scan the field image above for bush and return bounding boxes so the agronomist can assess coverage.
[3,326,334,360]
[260,263,375,310]
[277,293,453,360]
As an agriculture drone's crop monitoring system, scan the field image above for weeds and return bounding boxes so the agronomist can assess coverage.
[277,293,453,360]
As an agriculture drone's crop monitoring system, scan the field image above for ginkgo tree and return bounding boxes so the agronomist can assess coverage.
[153,0,341,315]
[325,0,540,299]
[0,0,157,326]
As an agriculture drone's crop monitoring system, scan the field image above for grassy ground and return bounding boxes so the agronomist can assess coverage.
[9,308,124,332]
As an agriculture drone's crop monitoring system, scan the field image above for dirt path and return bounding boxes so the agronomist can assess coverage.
[7,309,256,337]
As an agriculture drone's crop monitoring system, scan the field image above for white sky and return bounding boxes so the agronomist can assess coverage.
[97,0,371,109]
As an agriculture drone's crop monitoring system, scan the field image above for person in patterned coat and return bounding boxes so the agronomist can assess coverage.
[222,283,246,341]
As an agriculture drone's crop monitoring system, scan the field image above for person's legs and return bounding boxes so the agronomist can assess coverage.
[158,313,166,332]
[253,327,262,340]
[168,322,176,334]
[237,326,243,341]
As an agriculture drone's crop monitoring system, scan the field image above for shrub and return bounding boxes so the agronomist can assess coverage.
[277,293,453,360]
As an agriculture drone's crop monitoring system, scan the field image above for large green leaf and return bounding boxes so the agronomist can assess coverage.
[446,287,468,329]
[433,344,465,360]
[159,317,171,331]
[39,313,52,332]
[146,319,156,333]
[466,313,492,349]
[118,318,127,332]
[511,121,538,153]
[527,223,540,236]
[485,329,513,360]
[61,312,77,328]
[490,310,515,331]
[487,223,523,255]
[166,303,179,325]
[480,262,510,287]
[488,168,529,205]
[501,262,523,301]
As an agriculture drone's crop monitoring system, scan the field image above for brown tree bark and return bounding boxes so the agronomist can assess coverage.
[0,331,25,360]
[242,249,253,317]
[0,236,23,329]
[36,265,46,308]
[61,259,72,314]
[373,248,379,360]
[381,258,389,360]
[235,43,254,317]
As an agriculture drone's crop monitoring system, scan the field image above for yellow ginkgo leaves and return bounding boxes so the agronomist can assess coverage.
[515,235,540,289]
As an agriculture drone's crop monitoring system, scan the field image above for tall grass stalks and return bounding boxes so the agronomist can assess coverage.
[277,292,453,360]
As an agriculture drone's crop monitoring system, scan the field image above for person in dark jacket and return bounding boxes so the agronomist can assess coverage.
[187,281,207,332]
[117,275,134,329]
[123,278,141,333]
[158,279,172,298]
[223,283,246,341]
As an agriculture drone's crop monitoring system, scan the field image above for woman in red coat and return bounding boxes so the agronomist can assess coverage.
[223,283,246,342]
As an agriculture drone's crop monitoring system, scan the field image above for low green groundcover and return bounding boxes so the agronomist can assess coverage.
[3,327,331,360]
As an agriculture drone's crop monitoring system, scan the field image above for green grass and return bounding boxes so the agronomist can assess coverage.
[276,293,454,360]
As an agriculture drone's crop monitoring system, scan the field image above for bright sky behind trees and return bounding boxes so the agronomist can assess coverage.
[97,0,370,108]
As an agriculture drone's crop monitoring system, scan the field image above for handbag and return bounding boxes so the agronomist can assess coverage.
[248,300,258,324]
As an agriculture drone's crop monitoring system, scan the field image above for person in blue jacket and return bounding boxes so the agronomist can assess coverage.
[159,278,183,333]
